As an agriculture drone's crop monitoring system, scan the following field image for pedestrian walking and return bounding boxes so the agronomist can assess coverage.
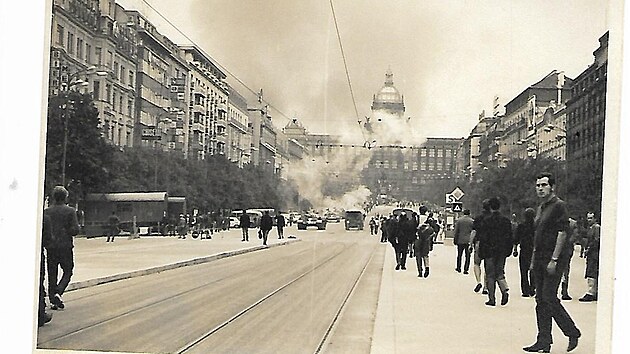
[39,214,54,326]
[380,216,388,243]
[386,214,402,269]
[559,217,580,300]
[240,212,251,242]
[44,186,80,311]
[523,172,581,353]
[513,208,536,297]
[276,212,286,239]
[414,206,434,277]
[177,214,187,239]
[579,212,600,302]
[369,217,377,235]
[393,212,414,270]
[260,211,273,246]
[106,211,120,242]
[470,199,490,294]
[478,197,512,307]
[453,209,474,274]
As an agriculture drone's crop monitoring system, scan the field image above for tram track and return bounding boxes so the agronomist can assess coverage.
[38,239,379,353]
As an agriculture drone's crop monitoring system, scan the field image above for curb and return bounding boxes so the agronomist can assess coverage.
[66,238,301,292]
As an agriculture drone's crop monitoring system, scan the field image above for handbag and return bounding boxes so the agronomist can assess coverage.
[258,229,263,239]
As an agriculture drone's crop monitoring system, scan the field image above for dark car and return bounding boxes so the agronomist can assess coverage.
[344,210,365,230]
[297,214,327,230]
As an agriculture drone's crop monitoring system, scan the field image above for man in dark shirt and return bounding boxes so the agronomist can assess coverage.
[259,211,273,246]
[276,213,286,239]
[240,212,250,242]
[478,197,512,307]
[523,172,581,353]
[44,186,80,310]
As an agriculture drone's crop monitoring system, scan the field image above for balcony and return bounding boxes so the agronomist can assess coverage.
[191,122,205,132]
[217,102,227,112]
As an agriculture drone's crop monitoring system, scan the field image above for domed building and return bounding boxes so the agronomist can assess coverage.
[371,68,405,119]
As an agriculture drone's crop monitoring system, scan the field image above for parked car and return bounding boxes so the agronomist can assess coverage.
[297,214,327,230]
[229,216,240,228]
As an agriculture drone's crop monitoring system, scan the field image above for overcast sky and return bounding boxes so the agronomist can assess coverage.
[119,0,610,141]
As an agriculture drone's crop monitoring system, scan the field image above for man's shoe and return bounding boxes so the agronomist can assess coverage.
[395,264,400,270]
[455,268,461,273]
[474,283,482,293]
[463,270,469,274]
[38,312,53,327]
[484,300,496,307]
[401,266,406,270]
[424,268,430,277]
[522,342,551,353]
[52,294,64,309]
[418,273,423,277]
[501,292,509,306]
[562,294,573,301]
[579,294,597,302]
[567,336,579,352]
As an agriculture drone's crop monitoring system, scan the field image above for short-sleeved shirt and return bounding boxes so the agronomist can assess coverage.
[533,195,569,262]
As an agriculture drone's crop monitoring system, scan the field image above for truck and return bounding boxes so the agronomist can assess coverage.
[344,209,365,230]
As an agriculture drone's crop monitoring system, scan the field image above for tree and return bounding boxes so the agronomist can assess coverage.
[45,91,115,201]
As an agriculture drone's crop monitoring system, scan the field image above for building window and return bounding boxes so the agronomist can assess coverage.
[95,47,102,65]
[77,38,83,60]
[412,162,418,171]
[437,149,443,157]
[404,161,409,170]
[437,161,443,170]
[67,33,74,54]
[392,160,397,169]
[412,176,418,184]
[429,149,435,157]
[56,25,64,46]
[129,70,134,87]
[120,65,125,84]
[93,81,100,100]
[421,148,427,157]
[421,162,426,171]
[114,62,119,79]
[86,43,92,63]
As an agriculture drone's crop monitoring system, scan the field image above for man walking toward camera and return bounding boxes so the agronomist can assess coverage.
[523,172,581,353]
[44,186,80,311]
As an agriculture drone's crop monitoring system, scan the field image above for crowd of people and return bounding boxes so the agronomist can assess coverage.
[375,172,600,353]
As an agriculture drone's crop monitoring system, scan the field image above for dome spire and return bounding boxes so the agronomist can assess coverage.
[385,66,394,86]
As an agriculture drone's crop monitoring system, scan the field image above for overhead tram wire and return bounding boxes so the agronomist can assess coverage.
[329,0,367,143]
[136,0,293,125]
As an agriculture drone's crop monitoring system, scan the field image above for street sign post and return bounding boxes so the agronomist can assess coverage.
[445,193,456,204]
[450,187,465,201]
[451,202,463,213]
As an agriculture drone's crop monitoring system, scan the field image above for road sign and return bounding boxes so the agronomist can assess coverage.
[445,193,456,204]
[451,202,463,213]
[450,187,465,201]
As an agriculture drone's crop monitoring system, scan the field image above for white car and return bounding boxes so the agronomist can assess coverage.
[229,216,240,228]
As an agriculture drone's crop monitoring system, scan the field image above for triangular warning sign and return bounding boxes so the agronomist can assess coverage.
[452,203,463,212]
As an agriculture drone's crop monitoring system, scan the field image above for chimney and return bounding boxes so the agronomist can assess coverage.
[557,71,565,103]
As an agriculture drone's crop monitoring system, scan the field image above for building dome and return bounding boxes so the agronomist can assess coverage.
[371,68,405,116]
[374,68,403,104]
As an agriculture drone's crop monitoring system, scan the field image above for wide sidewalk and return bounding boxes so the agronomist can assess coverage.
[66,229,599,353]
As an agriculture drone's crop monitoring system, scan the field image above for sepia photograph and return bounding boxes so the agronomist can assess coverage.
[0,0,629,353]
